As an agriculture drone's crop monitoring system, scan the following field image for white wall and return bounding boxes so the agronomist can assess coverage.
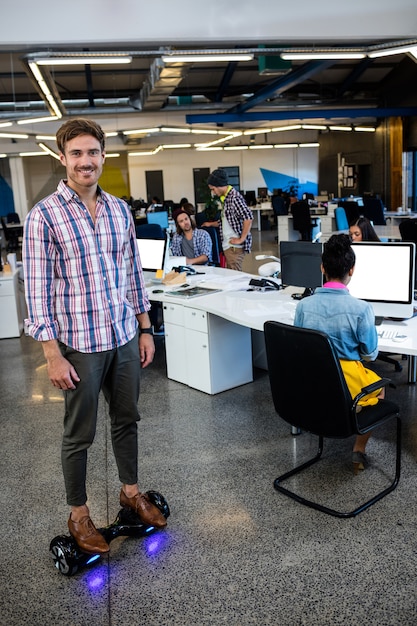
[128,146,318,203]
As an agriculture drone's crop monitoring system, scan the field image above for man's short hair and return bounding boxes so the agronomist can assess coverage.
[56,118,106,154]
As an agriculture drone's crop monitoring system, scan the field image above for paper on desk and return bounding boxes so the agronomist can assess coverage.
[199,275,250,290]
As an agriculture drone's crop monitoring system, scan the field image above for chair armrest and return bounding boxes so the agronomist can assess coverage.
[351,377,391,410]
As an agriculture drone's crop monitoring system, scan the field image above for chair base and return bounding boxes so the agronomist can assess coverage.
[274,419,401,518]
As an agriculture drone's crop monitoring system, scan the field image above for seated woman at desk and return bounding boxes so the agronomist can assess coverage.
[349,217,380,242]
[170,208,212,265]
[294,234,384,474]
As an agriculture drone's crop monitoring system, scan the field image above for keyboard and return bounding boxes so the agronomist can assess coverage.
[377,329,407,341]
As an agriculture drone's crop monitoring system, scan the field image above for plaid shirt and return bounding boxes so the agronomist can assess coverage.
[218,187,253,253]
[170,227,213,263]
[23,180,150,353]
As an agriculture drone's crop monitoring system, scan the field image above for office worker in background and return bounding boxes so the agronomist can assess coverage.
[294,234,384,474]
[170,207,212,265]
[349,217,380,242]
[23,118,166,556]
[207,168,253,271]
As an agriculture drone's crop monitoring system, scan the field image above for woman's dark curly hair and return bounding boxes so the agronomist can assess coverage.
[322,234,355,280]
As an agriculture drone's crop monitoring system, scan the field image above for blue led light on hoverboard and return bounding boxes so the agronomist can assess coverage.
[86,554,101,565]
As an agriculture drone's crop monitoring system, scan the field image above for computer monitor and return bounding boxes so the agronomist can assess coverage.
[280,241,323,296]
[147,211,169,229]
[136,236,168,273]
[257,187,268,199]
[349,241,415,319]
[244,190,257,206]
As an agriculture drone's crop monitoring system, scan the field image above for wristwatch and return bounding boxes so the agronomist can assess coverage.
[140,327,153,335]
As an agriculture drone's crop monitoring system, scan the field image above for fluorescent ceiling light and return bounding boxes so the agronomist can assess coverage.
[368,45,417,59]
[224,146,249,150]
[0,122,12,128]
[354,126,376,132]
[18,116,58,125]
[0,154,7,158]
[249,145,274,149]
[281,52,365,60]
[271,125,302,132]
[161,143,192,149]
[38,142,60,160]
[160,127,191,133]
[302,124,327,130]
[274,144,298,149]
[27,61,63,119]
[35,134,56,141]
[190,129,219,135]
[129,146,163,156]
[105,132,118,138]
[243,129,271,135]
[299,143,320,147]
[0,132,29,139]
[329,126,352,131]
[19,151,46,157]
[123,128,160,135]
[105,153,120,158]
[162,53,254,63]
[195,147,223,151]
[36,56,132,65]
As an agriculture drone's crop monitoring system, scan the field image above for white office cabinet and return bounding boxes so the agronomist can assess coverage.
[163,302,253,394]
[0,268,24,339]
[163,302,187,384]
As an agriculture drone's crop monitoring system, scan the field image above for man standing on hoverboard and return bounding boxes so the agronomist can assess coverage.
[23,118,166,555]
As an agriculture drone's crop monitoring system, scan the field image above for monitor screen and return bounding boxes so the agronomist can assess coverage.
[257,187,268,199]
[147,211,169,229]
[349,241,415,319]
[280,241,323,293]
[136,237,168,272]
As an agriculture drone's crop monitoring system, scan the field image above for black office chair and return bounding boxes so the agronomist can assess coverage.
[399,218,417,244]
[264,320,401,518]
[291,201,316,241]
[1,216,20,252]
[135,223,165,239]
[338,201,361,225]
[362,197,386,225]
[202,226,222,266]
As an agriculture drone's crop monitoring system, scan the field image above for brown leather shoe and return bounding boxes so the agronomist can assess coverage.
[120,489,167,528]
[68,515,110,554]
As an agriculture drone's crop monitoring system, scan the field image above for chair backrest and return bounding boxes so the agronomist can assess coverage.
[147,211,169,229]
[264,321,355,438]
[338,201,360,225]
[135,223,165,239]
[291,201,313,239]
[0,216,10,241]
[399,219,417,243]
[7,212,20,224]
[271,195,288,216]
[202,226,222,266]
[362,197,386,225]
[334,206,349,231]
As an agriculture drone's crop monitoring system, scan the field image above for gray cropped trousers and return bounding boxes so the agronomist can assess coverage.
[59,334,141,506]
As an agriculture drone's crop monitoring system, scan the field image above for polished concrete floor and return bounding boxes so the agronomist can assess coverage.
[1,229,417,625]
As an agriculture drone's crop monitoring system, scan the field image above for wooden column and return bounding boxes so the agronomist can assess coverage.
[389,117,403,210]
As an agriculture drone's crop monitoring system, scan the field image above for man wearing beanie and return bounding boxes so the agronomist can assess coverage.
[170,208,212,265]
[207,168,253,271]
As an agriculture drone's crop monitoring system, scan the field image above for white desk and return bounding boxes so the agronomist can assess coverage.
[0,266,26,338]
[148,267,417,393]
[251,204,273,231]
[277,214,335,245]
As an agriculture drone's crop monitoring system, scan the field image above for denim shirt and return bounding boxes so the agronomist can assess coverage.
[293,287,378,361]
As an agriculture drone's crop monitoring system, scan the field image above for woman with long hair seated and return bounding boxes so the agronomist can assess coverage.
[349,216,380,242]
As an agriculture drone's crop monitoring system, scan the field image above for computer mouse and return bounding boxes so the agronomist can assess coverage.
[152,289,164,294]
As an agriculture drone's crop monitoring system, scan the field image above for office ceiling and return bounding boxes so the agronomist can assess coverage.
[1,38,417,155]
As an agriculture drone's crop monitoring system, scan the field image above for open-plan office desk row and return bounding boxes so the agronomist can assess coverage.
[148,266,417,394]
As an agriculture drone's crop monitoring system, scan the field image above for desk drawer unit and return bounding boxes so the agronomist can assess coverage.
[162,302,253,394]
